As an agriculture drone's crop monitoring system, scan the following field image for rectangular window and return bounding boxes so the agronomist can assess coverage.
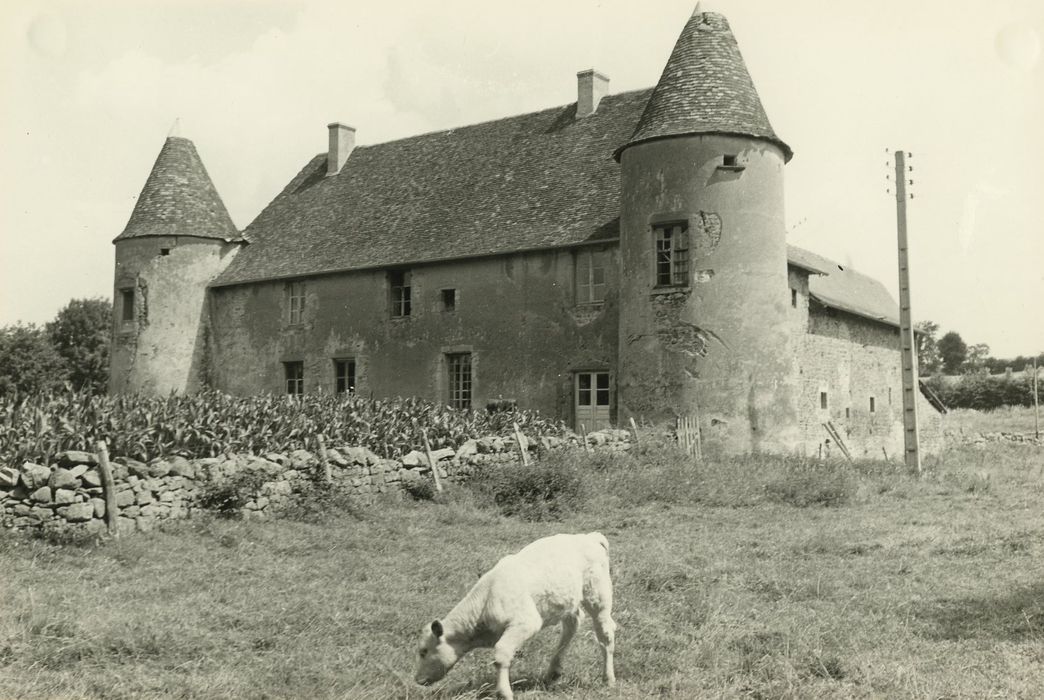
[869,396,876,414]
[441,288,456,312]
[447,353,472,410]
[284,361,304,395]
[334,359,356,395]
[575,249,607,304]
[160,248,171,256]
[120,288,134,323]
[287,282,305,325]
[820,391,828,410]
[654,223,689,287]
[390,270,411,317]
[791,288,798,308]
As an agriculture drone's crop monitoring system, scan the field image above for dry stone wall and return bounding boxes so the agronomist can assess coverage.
[0,429,634,536]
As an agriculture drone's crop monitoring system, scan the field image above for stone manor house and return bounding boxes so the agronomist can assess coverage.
[110,9,943,457]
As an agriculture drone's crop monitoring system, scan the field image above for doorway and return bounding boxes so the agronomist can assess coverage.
[575,371,612,432]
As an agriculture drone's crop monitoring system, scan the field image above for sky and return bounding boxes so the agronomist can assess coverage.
[1,0,1041,358]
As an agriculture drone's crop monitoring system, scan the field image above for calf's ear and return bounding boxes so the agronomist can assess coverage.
[431,620,444,638]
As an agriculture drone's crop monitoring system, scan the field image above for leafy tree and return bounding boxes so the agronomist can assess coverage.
[47,297,112,394]
[938,331,968,375]
[914,320,942,374]
[0,323,69,397]
[964,343,991,374]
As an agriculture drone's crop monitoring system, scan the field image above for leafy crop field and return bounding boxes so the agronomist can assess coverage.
[2,434,1043,698]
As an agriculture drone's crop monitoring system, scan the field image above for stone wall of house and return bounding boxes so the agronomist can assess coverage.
[0,430,634,536]
[799,306,945,458]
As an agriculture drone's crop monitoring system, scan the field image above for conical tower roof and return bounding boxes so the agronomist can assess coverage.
[615,11,791,162]
[115,135,242,242]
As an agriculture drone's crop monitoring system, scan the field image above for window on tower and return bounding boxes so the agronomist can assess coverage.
[120,288,134,324]
[653,223,689,287]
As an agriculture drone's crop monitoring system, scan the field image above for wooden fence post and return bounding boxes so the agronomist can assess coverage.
[316,434,332,484]
[95,441,118,538]
[628,417,640,447]
[512,422,531,466]
[579,423,592,453]
[421,430,444,493]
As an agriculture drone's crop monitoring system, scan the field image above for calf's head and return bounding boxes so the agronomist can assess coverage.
[414,620,460,685]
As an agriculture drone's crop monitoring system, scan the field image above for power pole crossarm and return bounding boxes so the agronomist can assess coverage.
[894,150,921,474]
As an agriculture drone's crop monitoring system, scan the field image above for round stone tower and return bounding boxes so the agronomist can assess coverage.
[110,129,244,395]
[615,9,799,454]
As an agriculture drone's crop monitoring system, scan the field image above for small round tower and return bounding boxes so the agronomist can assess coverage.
[615,9,799,454]
[110,129,244,395]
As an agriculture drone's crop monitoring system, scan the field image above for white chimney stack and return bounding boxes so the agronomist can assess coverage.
[576,69,609,118]
[327,122,356,175]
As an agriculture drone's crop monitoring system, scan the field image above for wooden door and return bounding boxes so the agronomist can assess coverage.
[575,371,612,432]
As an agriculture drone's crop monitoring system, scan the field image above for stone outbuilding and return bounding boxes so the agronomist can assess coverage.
[110,8,944,458]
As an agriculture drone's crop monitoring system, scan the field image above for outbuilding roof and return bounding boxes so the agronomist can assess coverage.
[115,136,242,243]
[614,11,791,162]
[788,245,901,327]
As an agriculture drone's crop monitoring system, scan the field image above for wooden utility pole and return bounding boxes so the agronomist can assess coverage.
[893,150,921,473]
[1034,357,1039,440]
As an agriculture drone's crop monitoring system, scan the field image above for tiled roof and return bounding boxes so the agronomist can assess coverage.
[789,245,901,327]
[212,90,652,287]
[115,136,242,243]
[615,12,791,162]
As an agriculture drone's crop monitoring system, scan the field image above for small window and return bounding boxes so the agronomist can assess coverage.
[820,391,828,410]
[447,353,472,410]
[120,288,134,323]
[654,223,689,287]
[334,359,356,395]
[869,396,876,414]
[390,270,411,317]
[160,248,171,256]
[287,282,305,325]
[723,155,737,167]
[284,361,304,395]
[888,387,893,405]
[576,249,607,304]
[441,289,456,313]
[791,288,798,308]
[845,407,851,419]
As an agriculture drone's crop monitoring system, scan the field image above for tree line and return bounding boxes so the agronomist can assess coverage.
[0,298,111,397]
[914,320,1043,377]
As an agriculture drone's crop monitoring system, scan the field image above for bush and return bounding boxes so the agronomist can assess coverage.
[196,470,269,518]
[471,454,585,521]
[403,478,437,502]
[925,374,1038,411]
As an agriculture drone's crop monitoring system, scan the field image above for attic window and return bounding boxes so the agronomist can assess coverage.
[160,248,171,256]
[390,270,411,317]
[441,288,457,312]
[718,154,745,172]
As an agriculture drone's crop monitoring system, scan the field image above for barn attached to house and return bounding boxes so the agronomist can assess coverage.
[109,9,944,457]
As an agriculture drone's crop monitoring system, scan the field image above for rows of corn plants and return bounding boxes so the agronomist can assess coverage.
[0,389,567,467]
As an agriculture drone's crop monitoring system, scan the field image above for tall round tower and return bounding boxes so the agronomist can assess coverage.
[110,130,244,395]
[615,9,798,454]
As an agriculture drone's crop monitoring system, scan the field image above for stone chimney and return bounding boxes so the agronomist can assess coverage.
[327,122,356,176]
[576,69,609,118]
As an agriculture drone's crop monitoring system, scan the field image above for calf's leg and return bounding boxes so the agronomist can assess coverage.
[584,603,616,687]
[493,619,541,700]
[545,613,579,682]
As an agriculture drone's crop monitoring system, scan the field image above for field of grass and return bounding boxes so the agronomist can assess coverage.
[2,427,1043,698]
[944,405,1041,438]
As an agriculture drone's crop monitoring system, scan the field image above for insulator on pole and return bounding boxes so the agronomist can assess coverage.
[908,165,913,172]
[909,179,914,185]
[910,193,915,199]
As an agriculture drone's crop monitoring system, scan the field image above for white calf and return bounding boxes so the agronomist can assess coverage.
[413,532,616,700]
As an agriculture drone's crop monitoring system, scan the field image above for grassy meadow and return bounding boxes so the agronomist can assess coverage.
[2,420,1043,699]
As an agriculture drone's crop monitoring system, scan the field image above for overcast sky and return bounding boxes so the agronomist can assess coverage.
[1,0,1041,357]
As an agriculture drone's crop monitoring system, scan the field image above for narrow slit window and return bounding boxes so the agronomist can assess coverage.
[869,396,876,414]
[654,223,689,287]
[120,288,134,323]
[820,391,828,410]
[334,359,356,395]
[390,270,411,317]
[791,288,798,308]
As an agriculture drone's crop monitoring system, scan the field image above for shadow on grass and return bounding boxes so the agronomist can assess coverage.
[918,582,1044,641]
